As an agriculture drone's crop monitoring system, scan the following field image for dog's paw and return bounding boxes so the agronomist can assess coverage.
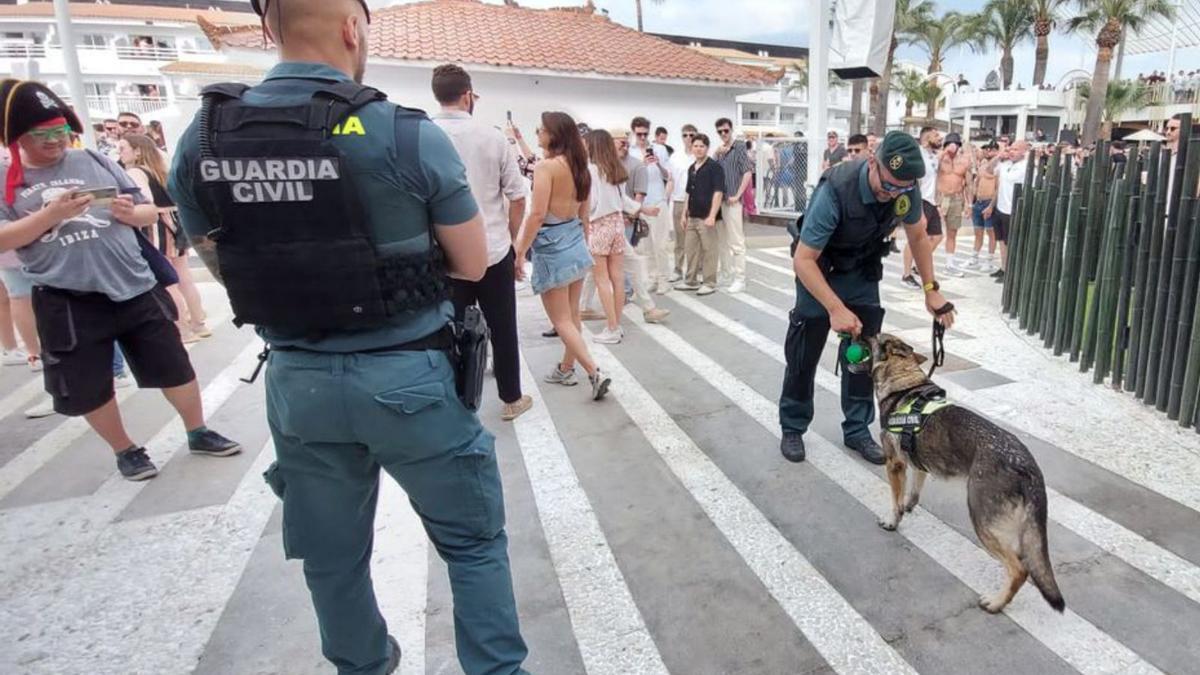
[903,498,919,513]
[877,517,898,531]
[978,594,1006,614]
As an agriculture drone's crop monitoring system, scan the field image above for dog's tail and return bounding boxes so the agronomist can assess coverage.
[1020,490,1065,612]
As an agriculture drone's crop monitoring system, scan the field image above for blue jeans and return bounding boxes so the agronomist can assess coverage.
[972,199,994,229]
[264,347,528,675]
[113,345,125,377]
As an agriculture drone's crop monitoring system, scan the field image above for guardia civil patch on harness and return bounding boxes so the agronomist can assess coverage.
[198,157,341,203]
[895,193,911,217]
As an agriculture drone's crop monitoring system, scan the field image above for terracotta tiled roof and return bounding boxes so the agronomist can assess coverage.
[0,2,259,27]
[204,0,778,87]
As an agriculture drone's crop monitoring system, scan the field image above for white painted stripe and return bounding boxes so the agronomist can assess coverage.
[0,377,45,422]
[0,340,262,553]
[585,336,917,674]
[740,250,1200,513]
[638,301,1161,675]
[1,440,278,675]
[0,314,237,502]
[372,477,428,675]
[675,289,1200,614]
[513,357,667,675]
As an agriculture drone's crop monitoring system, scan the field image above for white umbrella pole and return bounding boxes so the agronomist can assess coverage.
[53,0,94,149]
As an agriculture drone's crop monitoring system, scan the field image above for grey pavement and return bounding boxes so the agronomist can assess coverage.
[1,233,1199,675]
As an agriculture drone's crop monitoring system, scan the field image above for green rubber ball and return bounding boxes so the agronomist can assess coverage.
[846,343,868,364]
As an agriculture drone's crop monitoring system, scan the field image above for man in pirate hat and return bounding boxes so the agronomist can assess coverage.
[0,79,241,480]
[779,131,956,464]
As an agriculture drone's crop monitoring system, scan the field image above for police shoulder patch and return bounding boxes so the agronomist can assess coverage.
[895,193,911,217]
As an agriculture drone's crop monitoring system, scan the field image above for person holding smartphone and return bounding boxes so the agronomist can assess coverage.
[0,79,240,481]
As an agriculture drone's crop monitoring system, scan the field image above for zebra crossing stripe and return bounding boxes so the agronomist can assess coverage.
[513,357,668,675]
[676,289,1200,612]
[585,336,917,674]
[371,477,428,675]
[628,307,1162,675]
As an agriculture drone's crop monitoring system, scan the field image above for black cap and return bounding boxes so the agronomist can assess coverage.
[0,79,82,145]
[944,132,962,147]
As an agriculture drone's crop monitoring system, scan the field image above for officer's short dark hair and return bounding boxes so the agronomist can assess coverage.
[431,64,472,104]
[630,116,651,131]
[848,134,867,146]
[692,133,711,148]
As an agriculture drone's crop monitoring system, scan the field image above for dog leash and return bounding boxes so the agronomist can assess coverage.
[928,303,954,378]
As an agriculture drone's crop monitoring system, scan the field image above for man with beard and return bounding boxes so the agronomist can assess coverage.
[936,132,972,276]
[969,141,1000,274]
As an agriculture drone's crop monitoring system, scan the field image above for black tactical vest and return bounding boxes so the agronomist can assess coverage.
[194,81,448,334]
[792,159,903,282]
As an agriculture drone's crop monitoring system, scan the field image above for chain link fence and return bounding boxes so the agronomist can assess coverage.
[753,136,810,219]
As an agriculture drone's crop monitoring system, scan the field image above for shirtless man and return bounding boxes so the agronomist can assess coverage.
[936,132,972,276]
[968,141,1000,273]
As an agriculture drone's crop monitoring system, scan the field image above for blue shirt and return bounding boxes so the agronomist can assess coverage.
[169,62,478,352]
[795,161,922,309]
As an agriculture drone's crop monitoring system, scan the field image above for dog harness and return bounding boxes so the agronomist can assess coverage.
[883,383,950,471]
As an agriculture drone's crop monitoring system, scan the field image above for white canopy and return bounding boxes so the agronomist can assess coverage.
[1123,0,1200,55]
[1124,129,1167,142]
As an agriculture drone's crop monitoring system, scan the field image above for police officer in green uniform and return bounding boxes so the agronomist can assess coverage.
[168,1,529,673]
[779,131,956,464]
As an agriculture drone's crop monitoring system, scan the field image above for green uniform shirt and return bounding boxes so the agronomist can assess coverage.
[797,161,922,307]
[169,62,479,352]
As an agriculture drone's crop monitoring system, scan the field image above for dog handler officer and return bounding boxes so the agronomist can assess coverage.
[779,131,956,465]
[168,0,529,673]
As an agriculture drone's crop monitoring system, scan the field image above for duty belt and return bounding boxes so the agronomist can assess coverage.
[240,326,455,384]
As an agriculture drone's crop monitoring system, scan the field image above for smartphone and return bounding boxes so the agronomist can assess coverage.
[74,186,119,205]
[644,147,655,159]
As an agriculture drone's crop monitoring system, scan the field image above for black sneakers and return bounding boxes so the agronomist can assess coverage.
[385,635,402,674]
[780,432,806,463]
[189,429,242,457]
[901,275,921,289]
[116,447,158,481]
[845,436,885,465]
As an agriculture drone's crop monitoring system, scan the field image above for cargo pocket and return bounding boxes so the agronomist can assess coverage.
[454,436,505,539]
[263,462,300,559]
[374,380,474,456]
[375,381,446,414]
[31,288,78,353]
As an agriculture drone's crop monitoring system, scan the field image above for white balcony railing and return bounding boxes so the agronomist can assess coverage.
[67,94,190,119]
[1,41,216,64]
[0,41,48,59]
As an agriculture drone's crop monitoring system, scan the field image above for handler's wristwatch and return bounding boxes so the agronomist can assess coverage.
[923,280,940,293]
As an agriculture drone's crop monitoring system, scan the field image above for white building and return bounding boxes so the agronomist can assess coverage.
[186,0,777,149]
[0,1,257,126]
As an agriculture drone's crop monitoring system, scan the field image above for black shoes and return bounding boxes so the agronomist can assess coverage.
[901,274,921,289]
[385,635,402,674]
[116,447,158,481]
[189,429,242,457]
[780,432,806,463]
[542,327,559,338]
[992,269,1005,283]
[845,436,885,465]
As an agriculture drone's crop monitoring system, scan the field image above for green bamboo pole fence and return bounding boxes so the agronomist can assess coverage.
[1126,143,1162,391]
[1167,169,1200,419]
[1086,169,1126,376]
[1136,149,1172,398]
[1016,160,1046,327]
[1071,150,1109,362]
[1042,157,1072,345]
[1154,131,1198,411]
[1054,186,1085,356]
[1144,125,1191,404]
[1111,186,1142,390]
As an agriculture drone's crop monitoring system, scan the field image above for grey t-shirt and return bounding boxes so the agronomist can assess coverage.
[623,153,648,200]
[1,149,154,301]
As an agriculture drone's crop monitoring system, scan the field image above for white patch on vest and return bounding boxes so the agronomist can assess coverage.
[200,157,337,203]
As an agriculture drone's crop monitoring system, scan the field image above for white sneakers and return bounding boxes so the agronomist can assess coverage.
[3,349,29,366]
[24,398,56,419]
[696,285,717,296]
[114,373,134,390]
[727,279,746,294]
[593,327,623,344]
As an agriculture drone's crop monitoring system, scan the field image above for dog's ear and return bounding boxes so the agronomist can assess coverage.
[914,352,928,365]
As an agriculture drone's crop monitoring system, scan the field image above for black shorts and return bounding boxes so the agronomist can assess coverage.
[33,285,196,416]
[922,200,943,237]
[994,211,1011,242]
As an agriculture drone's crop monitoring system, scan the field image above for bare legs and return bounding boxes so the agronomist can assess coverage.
[0,282,17,352]
[84,379,206,453]
[10,296,40,357]
[591,253,625,331]
[541,280,598,377]
[171,255,208,329]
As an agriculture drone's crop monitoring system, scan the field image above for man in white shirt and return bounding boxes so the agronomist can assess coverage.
[902,126,943,288]
[430,64,532,421]
[984,140,1029,283]
[631,116,674,294]
[668,124,698,282]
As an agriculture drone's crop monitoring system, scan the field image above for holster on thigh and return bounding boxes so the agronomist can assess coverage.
[784,309,829,402]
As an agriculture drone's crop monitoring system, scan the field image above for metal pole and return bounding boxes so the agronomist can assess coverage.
[1166,1,1182,75]
[807,0,830,191]
[52,0,94,149]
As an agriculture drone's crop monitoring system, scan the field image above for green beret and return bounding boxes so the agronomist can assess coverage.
[876,131,925,182]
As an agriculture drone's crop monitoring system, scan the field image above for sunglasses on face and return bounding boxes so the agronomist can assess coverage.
[880,178,912,194]
[717,128,731,135]
[635,132,649,138]
[847,147,863,155]
[28,125,72,142]
[118,121,139,128]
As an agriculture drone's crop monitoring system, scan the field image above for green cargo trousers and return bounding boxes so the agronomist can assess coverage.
[263,347,528,675]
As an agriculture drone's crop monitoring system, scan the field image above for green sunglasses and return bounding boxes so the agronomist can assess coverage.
[28,124,72,142]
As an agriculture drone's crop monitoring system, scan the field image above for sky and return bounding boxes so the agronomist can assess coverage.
[376,0,1199,86]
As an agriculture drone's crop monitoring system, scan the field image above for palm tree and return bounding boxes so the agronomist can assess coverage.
[634,0,664,32]
[1069,0,1175,144]
[869,0,935,135]
[972,0,1035,89]
[892,69,929,120]
[1031,0,1070,87]
[1075,78,1154,135]
[911,11,974,76]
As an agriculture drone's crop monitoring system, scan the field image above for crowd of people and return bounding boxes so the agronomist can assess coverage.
[0,79,229,479]
[1138,70,1200,104]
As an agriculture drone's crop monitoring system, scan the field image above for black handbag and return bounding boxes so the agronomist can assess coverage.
[136,228,180,287]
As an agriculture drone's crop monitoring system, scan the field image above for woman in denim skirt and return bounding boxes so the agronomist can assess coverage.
[514,112,612,401]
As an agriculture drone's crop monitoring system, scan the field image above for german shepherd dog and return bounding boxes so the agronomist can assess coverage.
[868,334,1065,614]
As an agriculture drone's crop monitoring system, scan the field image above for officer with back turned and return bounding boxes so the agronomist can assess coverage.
[779,131,957,464]
[168,1,529,673]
